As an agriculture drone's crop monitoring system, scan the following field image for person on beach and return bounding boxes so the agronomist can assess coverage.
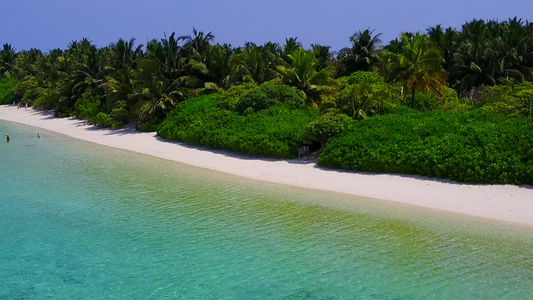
[37,133,40,138]
[6,134,10,142]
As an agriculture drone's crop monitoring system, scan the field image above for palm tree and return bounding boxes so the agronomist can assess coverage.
[311,44,333,71]
[181,28,215,61]
[496,18,533,82]
[346,83,374,119]
[0,44,16,77]
[13,48,43,79]
[454,47,498,92]
[427,25,459,82]
[109,38,143,71]
[275,48,335,104]
[381,32,446,107]
[204,43,234,89]
[69,47,107,98]
[282,37,302,63]
[106,38,144,110]
[338,29,382,75]
[143,33,185,83]
[131,80,176,122]
[132,33,187,121]
[231,42,281,84]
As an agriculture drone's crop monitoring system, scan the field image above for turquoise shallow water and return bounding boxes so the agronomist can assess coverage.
[0,120,532,300]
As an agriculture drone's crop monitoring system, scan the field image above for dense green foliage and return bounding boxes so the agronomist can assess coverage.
[318,111,533,184]
[234,81,305,114]
[158,94,318,158]
[2,18,533,184]
[1,18,533,124]
[477,82,533,118]
[303,113,354,147]
[336,71,385,87]
[0,77,17,104]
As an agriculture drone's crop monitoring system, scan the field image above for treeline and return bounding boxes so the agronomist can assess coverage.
[1,18,533,184]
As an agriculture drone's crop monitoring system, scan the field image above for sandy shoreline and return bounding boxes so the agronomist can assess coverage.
[1,105,533,226]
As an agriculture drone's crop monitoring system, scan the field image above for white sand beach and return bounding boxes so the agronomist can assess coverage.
[1,105,532,226]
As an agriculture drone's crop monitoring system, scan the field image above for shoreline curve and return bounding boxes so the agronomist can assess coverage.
[1,105,532,226]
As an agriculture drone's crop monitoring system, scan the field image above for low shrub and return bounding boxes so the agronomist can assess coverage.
[336,71,385,88]
[477,82,533,118]
[74,92,100,120]
[318,110,533,185]
[234,81,305,114]
[0,77,17,104]
[220,82,258,110]
[412,92,441,111]
[93,112,117,127]
[304,113,354,147]
[158,94,318,158]
[34,88,61,109]
[110,100,130,126]
[139,119,159,132]
[323,82,400,118]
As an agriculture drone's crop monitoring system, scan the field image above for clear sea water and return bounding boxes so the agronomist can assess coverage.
[0,120,532,300]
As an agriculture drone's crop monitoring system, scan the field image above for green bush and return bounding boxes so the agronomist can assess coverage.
[515,90,533,118]
[220,82,257,110]
[93,112,117,127]
[158,94,318,158]
[404,88,459,112]
[139,119,159,132]
[234,81,305,114]
[337,71,385,88]
[34,88,60,109]
[442,87,459,103]
[318,110,533,185]
[13,76,43,105]
[440,97,473,112]
[478,82,533,117]
[74,92,101,120]
[323,82,400,117]
[0,77,17,104]
[110,100,130,126]
[412,92,441,111]
[235,88,275,114]
[304,113,354,146]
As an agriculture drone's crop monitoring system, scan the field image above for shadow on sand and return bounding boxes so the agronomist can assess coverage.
[24,107,533,191]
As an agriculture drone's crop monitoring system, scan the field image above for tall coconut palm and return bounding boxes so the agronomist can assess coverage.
[109,38,143,71]
[427,25,459,81]
[181,28,215,62]
[0,44,16,77]
[144,33,184,83]
[338,29,382,75]
[282,37,302,63]
[496,18,533,82]
[13,48,43,79]
[381,32,446,107]
[275,48,335,104]
[311,44,333,71]
[132,33,186,121]
[106,38,144,110]
[231,42,279,84]
[203,43,234,89]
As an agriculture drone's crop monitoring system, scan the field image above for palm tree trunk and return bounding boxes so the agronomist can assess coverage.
[411,87,415,108]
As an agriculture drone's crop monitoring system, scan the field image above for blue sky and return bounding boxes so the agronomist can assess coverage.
[1,0,531,52]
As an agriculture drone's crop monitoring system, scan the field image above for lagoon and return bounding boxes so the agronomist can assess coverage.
[1,120,532,299]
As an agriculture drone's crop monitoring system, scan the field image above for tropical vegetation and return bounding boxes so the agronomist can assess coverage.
[1,18,533,184]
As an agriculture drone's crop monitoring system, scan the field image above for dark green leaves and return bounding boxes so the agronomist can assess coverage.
[318,110,533,184]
